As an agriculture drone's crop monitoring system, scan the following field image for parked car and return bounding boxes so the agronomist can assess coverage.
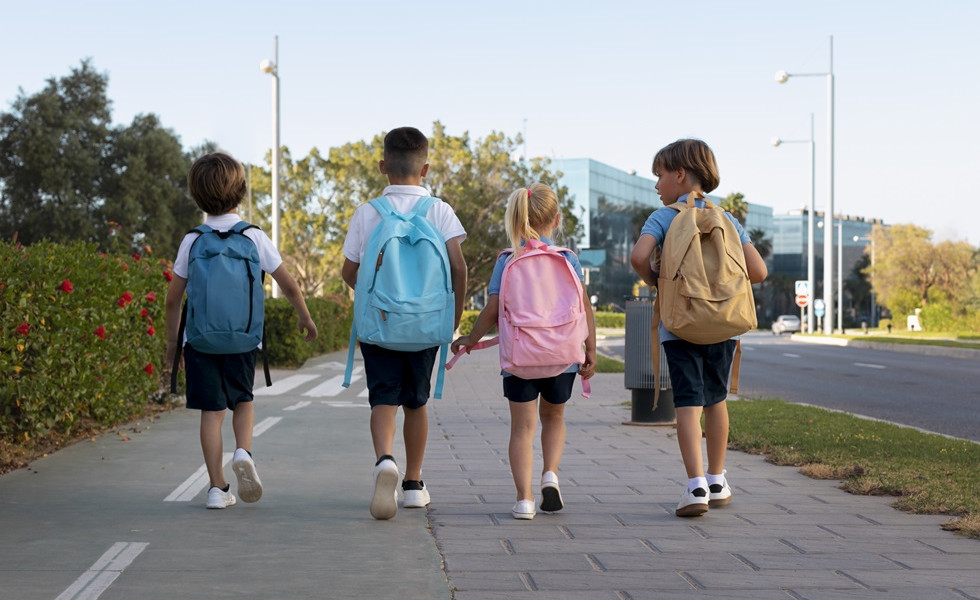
[771,314,801,335]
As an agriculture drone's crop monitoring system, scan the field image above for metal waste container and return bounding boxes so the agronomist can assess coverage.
[624,295,675,425]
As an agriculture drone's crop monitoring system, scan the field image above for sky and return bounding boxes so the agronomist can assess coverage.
[3,0,979,246]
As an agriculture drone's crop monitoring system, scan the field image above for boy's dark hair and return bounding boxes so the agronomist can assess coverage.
[652,139,720,193]
[188,152,248,215]
[383,127,429,178]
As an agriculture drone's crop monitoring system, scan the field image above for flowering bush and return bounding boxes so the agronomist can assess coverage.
[0,236,169,441]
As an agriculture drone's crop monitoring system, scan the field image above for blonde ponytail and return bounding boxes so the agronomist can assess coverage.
[504,183,560,255]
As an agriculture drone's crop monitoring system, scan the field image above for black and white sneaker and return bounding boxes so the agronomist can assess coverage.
[675,487,709,517]
[540,471,564,512]
[370,456,399,520]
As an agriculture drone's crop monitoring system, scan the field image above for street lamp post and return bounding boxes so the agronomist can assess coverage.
[854,233,876,328]
[818,215,844,332]
[260,35,281,298]
[772,112,816,333]
[776,35,835,334]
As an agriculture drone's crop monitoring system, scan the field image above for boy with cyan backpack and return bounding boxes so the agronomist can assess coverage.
[630,139,767,518]
[165,152,318,509]
[341,127,467,520]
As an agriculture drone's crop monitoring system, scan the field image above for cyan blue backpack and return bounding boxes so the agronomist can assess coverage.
[170,221,271,393]
[343,196,455,398]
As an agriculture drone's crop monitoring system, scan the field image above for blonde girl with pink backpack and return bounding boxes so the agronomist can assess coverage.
[450,183,597,520]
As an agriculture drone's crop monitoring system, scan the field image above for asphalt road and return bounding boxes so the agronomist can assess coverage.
[598,331,979,442]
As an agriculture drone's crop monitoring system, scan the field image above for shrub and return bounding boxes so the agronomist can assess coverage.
[263,295,352,367]
[1,237,169,442]
[594,311,625,328]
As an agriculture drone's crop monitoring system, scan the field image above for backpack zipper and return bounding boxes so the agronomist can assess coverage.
[244,259,255,332]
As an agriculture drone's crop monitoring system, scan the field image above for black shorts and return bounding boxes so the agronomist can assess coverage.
[360,343,438,409]
[662,339,736,408]
[183,345,257,411]
[502,372,577,404]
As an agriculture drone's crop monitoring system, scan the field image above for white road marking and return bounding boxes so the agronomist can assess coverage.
[252,416,281,437]
[854,362,886,369]
[283,400,312,411]
[322,401,370,408]
[782,353,801,358]
[165,417,280,502]
[253,374,319,396]
[302,374,361,397]
[55,542,148,600]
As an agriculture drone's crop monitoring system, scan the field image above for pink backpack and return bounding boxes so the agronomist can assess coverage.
[447,239,591,395]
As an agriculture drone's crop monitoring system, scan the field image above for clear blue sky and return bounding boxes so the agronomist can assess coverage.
[4,0,979,245]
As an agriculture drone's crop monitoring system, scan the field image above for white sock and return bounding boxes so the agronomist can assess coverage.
[706,471,726,487]
[688,476,708,492]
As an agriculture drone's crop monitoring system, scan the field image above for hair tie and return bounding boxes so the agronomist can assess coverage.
[527,188,533,198]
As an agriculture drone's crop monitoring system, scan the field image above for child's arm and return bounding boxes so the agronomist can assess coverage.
[341,258,359,290]
[451,294,497,354]
[269,266,318,341]
[164,275,187,369]
[446,236,467,330]
[630,233,659,286]
[742,242,768,283]
[580,288,597,380]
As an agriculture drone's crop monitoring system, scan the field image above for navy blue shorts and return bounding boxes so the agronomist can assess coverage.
[662,339,736,408]
[183,345,257,411]
[502,372,577,404]
[360,343,438,409]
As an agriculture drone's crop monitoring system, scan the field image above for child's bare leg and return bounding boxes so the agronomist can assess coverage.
[539,400,566,475]
[200,410,227,488]
[675,406,705,479]
[509,400,538,500]
[704,401,729,475]
[370,405,398,460]
[403,405,428,481]
[231,400,254,452]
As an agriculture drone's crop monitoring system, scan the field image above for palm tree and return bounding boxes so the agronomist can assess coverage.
[721,192,748,226]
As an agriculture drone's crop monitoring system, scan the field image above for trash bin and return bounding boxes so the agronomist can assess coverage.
[623,295,675,425]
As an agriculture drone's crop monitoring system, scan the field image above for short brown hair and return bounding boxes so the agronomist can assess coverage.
[652,139,720,193]
[187,152,248,215]
[383,127,429,178]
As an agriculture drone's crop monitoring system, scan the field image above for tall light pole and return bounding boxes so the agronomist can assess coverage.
[854,233,876,328]
[776,35,835,334]
[260,35,281,298]
[818,215,844,332]
[771,112,816,333]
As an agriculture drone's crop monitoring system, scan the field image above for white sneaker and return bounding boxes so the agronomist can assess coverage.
[708,475,733,508]
[232,448,263,503]
[512,499,536,520]
[370,458,399,520]
[402,480,430,508]
[206,486,236,509]
[675,487,709,517]
[540,471,564,513]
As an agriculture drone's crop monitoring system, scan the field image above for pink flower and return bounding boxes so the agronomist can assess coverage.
[16,322,30,336]
[145,291,156,303]
[132,254,141,262]
[143,363,154,375]
[122,291,133,302]
[163,270,173,282]
[146,325,155,336]
[94,325,106,339]
[140,308,148,318]
[59,279,74,293]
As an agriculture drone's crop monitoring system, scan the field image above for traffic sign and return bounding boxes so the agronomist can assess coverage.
[795,280,809,296]
[814,298,825,317]
[795,294,809,308]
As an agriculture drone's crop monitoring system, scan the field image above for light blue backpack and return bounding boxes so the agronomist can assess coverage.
[343,196,455,398]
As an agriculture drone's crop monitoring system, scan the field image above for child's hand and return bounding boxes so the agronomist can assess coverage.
[580,348,597,380]
[298,317,318,342]
[450,336,471,354]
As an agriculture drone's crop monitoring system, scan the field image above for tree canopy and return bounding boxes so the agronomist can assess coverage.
[0,60,198,252]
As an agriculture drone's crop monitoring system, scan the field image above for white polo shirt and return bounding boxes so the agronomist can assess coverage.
[342,185,466,263]
[172,213,282,279]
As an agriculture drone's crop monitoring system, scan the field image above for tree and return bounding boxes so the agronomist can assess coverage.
[0,60,199,252]
[721,192,748,225]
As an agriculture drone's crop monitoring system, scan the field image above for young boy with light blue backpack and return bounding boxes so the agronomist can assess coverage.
[341,126,467,520]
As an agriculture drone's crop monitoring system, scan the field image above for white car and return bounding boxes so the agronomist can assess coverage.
[771,315,801,335]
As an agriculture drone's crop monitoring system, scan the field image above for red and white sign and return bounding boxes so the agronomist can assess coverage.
[795,294,809,308]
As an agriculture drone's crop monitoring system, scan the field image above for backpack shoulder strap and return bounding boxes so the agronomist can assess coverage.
[368,196,395,217]
[412,196,437,217]
[230,221,260,235]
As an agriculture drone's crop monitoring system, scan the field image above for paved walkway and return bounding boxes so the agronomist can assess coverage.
[0,345,977,600]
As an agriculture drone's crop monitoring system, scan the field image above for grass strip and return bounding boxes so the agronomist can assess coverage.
[595,353,625,373]
[727,399,980,538]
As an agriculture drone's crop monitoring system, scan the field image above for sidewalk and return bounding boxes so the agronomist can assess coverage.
[426,346,980,599]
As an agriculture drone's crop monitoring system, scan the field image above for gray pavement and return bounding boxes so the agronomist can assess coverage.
[1,345,977,600]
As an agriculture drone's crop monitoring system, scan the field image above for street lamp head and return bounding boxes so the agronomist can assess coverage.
[771,137,783,147]
[260,59,276,74]
[775,70,790,84]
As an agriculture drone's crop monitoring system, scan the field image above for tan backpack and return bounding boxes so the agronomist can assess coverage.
[656,191,757,345]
